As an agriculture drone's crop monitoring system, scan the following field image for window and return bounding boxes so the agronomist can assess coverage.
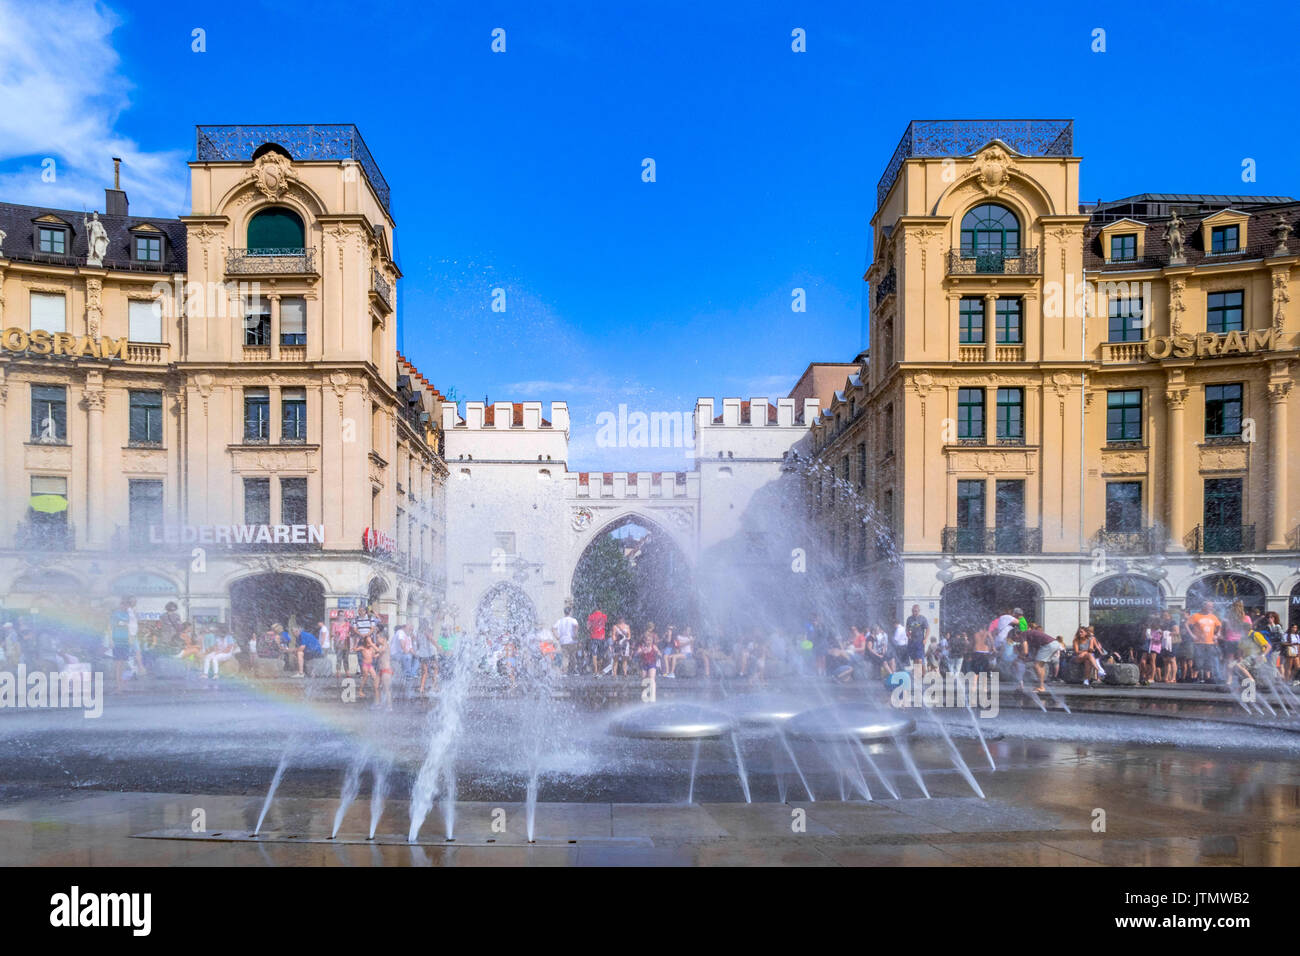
[1207,291,1244,333]
[960,204,1020,257]
[957,388,984,442]
[1106,389,1142,443]
[128,299,163,342]
[29,475,69,537]
[959,297,985,343]
[882,319,894,365]
[244,478,271,525]
[995,388,1023,443]
[128,480,164,545]
[128,390,164,444]
[243,298,271,345]
[281,477,308,526]
[134,235,162,261]
[247,207,305,252]
[281,387,307,442]
[1105,482,1143,532]
[1203,477,1244,551]
[995,298,1022,344]
[1205,383,1243,438]
[31,384,67,442]
[882,403,894,457]
[30,292,66,333]
[244,388,270,441]
[1109,234,1137,262]
[37,227,67,255]
[280,297,306,345]
[1108,295,1145,342]
[856,442,866,488]
[955,479,985,552]
[1210,224,1239,254]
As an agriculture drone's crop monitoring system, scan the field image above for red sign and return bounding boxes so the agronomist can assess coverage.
[362,527,396,554]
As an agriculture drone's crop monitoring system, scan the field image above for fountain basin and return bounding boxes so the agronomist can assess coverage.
[721,693,815,727]
[785,705,915,743]
[608,703,734,740]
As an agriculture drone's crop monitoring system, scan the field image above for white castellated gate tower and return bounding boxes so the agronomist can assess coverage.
[441,396,820,634]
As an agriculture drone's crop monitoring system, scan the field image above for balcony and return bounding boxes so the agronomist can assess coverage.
[947,248,1040,275]
[1094,527,1162,554]
[226,247,317,276]
[15,518,74,551]
[876,119,1073,207]
[942,526,1042,554]
[1100,341,1147,364]
[126,342,170,364]
[371,268,394,313]
[1188,524,1256,554]
[874,269,896,307]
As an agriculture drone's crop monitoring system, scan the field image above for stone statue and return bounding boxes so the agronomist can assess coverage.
[1164,211,1185,263]
[1273,219,1292,256]
[83,212,109,266]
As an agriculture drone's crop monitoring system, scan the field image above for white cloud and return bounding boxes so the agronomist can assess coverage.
[0,0,188,216]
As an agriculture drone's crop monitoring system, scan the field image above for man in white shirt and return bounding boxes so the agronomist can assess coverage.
[318,620,333,673]
[991,608,1020,646]
[553,610,579,675]
[891,618,909,670]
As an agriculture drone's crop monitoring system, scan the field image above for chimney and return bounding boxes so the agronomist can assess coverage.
[105,157,128,217]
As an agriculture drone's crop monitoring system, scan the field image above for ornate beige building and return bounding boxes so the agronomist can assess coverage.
[0,126,446,635]
[809,120,1299,642]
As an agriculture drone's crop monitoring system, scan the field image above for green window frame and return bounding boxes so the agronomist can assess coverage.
[1109,234,1137,261]
[995,298,1022,344]
[37,227,66,255]
[957,388,984,441]
[1206,290,1244,333]
[1106,389,1142,443]
[1205,383,1243,438]
[1105,482,1143,533]
[246,207,305,252]
[995,388,1023,443]
[134,236,162,261]
[959,297,985,343]
[244,388,270,441]
[1108,295,1145,342]
[960,204,1020,257]
[31,384,67,441]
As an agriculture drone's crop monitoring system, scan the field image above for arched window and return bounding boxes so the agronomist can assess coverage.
[960,204,1020,257]
[247,207,305,253]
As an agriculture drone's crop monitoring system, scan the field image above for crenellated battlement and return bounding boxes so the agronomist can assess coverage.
[694,397,820,429]
[442,401,570,433]
[563,470,700,500]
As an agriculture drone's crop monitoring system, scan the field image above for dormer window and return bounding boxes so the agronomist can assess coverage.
[1109,234,1137,262]
[37,226,67,255]
[1210,224,1239,254]
[135,235,162,261]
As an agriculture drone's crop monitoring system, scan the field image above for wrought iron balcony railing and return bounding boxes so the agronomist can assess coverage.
[947,248,1040,275]
[371,268,393,311]
[876,119,1073,207]
[875,269,896,306]
[942,526,1042,555]
[15,519,74,551]
[196,124,391,213]
[226,247,317,275]
[1188,524,1256,554]
[1093,527,1163,554]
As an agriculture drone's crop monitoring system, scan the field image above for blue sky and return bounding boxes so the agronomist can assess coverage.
[2,0,1298,468]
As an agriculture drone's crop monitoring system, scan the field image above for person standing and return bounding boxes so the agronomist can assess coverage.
[318,619,334,675]
[553,608,579,675]
[1023,624,1061,692]
[905,604,929,681]
[109,597,134,690]
[611,616,632,678]
[586,606,608,676]
[1188,601,1223,684]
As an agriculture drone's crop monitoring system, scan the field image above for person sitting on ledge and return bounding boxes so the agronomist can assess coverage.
[202,630,238,679]
[1071,627,1105,686]
[174,623,203,665]
[291,623,323,677]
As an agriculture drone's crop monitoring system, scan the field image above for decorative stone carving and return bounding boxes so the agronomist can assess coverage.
[85,277,103,338]
[1198,555,1257,574]
[952,557,1028,576]
[1271,268,1291,336]
[83,389,106,411]
[1273,219,1292,256]
[1168,277,1186,335]
[1050,371,1073,399]
[571,507,593,532]
[971,144,1018,197]
[83,212,109,267]
[1165,211,1185,264]
[1166,387,1188,410]
[1101,449,1147,474]
[247,150,297,202]
[1199,444,1248,473]
[120,448,167,474]
[1267,379,1292,402]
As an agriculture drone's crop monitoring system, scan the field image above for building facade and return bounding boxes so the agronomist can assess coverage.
[0,125,446,635]
[811,119,1300,642]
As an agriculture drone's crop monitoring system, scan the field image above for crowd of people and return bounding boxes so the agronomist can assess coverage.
[5,595,1297,703]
